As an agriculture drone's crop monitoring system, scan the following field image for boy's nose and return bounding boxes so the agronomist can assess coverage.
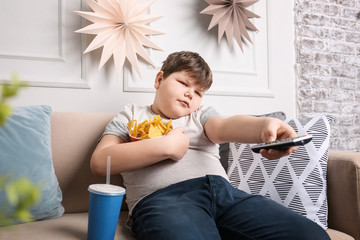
[185,91,192,99]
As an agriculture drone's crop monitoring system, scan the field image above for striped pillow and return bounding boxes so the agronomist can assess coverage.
[227,115,332,230]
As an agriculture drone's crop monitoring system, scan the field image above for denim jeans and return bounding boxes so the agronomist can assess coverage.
[130,175,330,240]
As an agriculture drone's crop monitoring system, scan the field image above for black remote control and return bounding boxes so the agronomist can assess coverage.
[251,135,313,153]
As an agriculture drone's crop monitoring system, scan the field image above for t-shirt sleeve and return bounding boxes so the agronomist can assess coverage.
[199,106,221,126]
[101,105,133,142]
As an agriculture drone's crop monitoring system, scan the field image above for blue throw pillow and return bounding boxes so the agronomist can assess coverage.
[0,105,64,223]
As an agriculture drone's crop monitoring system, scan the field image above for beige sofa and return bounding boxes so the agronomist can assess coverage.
[0,111,359,240]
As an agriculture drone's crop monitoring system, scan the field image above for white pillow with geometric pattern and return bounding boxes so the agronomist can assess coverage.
[227,115,332,230]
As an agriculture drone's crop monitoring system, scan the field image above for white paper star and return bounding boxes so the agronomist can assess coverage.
[200,0,260,51]
[75,0,164,78]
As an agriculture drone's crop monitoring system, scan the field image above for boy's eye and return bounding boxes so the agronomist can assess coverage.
[195,91,203,97]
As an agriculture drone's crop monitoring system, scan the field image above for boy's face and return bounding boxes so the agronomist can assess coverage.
[152,71,204,119]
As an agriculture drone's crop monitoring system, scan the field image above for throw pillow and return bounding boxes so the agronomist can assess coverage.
[0,105,64,223]
[227,115,332,230]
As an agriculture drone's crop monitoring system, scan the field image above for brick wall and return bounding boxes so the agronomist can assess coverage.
[295,0,360,151]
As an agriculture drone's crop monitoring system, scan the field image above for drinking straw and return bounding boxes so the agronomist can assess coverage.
[106,156,111,185]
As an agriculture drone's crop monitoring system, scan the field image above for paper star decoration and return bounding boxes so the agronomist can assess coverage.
[200,0,260,51]
[75,0,164,78]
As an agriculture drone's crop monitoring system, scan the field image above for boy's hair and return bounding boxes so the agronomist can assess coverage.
[160,51,213,91]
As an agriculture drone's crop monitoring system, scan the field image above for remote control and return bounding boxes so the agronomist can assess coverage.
[251,135,313,153]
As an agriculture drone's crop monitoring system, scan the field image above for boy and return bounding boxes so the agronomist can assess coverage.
[91,51,330,239]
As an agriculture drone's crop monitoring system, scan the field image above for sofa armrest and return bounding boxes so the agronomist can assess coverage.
[327,150,360,240]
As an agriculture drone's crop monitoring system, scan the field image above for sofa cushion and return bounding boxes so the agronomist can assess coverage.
[227,115,332,230]
[327,151,360,240]
[0,212,348,240]
[327,229,355,240]
[49,112,125,213]
[0,105,64,224]
[0,211,135,240]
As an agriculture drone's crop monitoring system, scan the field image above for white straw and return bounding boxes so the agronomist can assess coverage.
[106,156,111,185]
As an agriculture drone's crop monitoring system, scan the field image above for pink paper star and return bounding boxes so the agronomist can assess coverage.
[200,0,260,51]
[75,0,164,78]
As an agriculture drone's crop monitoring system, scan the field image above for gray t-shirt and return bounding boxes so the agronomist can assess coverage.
[103,103,229,212]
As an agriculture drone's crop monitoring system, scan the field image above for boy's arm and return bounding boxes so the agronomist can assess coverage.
[204,115,298,159]
[90,127,189,176]
[204,115,269,143]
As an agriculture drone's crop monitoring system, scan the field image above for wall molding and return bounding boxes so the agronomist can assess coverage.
[0,0,89,89]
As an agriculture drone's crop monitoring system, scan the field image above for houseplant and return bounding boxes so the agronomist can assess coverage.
[0,74,40,227]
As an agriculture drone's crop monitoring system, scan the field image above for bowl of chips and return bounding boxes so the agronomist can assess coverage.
[128,115,173,142]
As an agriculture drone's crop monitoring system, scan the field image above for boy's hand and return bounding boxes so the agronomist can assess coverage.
[164,127,189,161]
[260,147,297,160]
[259,118,298,160]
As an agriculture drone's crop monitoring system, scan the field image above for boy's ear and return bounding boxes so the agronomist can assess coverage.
[154,71,164,89]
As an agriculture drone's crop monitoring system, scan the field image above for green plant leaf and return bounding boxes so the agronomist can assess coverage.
[6,178,40,205]
[0,73,27,126]
[14,209,33,223]
[2,84,18,98]
[0,102,12,126]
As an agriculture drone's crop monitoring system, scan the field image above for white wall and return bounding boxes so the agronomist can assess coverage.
[1,0,296,118]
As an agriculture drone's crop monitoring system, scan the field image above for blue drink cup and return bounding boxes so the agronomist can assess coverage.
[87,184,126,240]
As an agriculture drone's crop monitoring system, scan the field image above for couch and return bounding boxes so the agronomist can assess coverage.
[0,111,359,240]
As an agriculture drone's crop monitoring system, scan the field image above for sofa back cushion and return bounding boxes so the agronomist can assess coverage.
[51,112,126,213]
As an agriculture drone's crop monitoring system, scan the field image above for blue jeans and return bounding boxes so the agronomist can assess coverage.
[130,175,330,240]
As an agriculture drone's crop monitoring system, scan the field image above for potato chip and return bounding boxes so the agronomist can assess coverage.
[128,115,173,140]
